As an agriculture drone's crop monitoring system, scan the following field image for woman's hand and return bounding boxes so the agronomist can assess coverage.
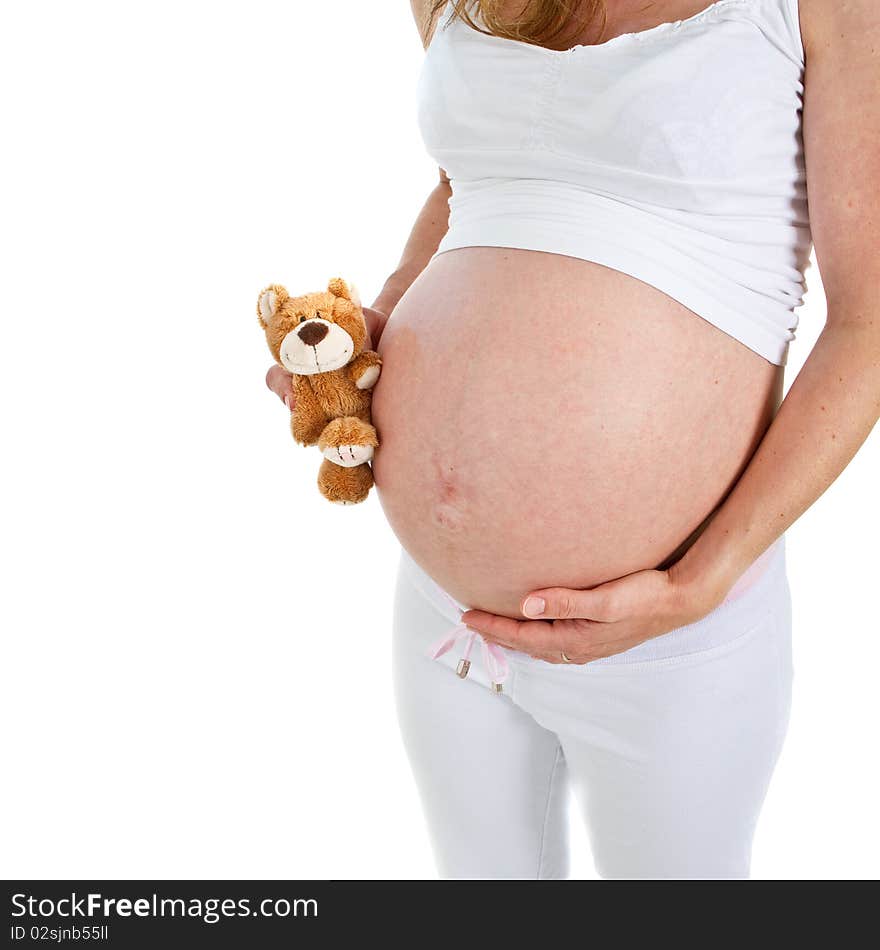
[265,364,295,409]
[362,306,389,351]
[460,566,723,665]
[264,306,389,410]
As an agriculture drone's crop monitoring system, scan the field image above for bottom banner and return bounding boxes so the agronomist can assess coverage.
[1,879,846,946]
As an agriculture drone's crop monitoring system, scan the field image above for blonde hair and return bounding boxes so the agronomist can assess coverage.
[427,0,607,49]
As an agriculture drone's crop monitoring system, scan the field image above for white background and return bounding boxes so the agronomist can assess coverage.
[1,1,876,880]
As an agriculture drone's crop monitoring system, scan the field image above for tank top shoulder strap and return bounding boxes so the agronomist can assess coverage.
[427,0,456,50]
[778,0,805,64]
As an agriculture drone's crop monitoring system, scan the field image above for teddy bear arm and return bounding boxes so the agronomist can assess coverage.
[291,377,328,445]
[348,350,382,391]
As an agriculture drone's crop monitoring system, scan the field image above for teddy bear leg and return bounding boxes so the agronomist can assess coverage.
[317,457,374,505]
[317,416,379,469]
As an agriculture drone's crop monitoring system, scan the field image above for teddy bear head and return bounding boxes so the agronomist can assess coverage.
[257,277,367,375]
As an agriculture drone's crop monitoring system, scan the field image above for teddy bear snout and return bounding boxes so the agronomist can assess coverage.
[277,319,354,375]
[297,321,329,346]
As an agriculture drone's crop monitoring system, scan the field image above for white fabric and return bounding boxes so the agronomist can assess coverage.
[417,0,811,365]
[391,538,793,878]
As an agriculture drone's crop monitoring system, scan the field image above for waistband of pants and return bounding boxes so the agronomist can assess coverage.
[398,535,788,667]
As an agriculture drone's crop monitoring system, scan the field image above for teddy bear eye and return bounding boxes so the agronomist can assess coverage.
[298,315,306,323]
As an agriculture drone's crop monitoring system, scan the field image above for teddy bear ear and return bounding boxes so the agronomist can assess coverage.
[327,277,361,308]
[257,284,288,326]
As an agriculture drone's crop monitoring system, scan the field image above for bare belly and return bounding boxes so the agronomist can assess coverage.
[372,247,782,618]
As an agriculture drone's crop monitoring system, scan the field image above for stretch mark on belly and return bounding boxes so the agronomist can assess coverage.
[432,455,465,532]
[433,503,465,532]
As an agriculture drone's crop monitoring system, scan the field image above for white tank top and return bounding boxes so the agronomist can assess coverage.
[417,0,812,365]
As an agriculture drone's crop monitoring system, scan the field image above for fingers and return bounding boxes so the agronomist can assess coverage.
[459,610,523,649]
[462,608,610,665]
[534,618,601,664]
[460,610,562,656]
[521,584,615,622]
[362,306,388,350]
[265,364,294,409]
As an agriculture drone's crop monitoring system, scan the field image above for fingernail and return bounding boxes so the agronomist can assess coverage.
[523,596,545,617]
[284,395,293,411]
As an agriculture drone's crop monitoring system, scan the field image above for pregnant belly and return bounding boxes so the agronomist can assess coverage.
[372,247,782,618]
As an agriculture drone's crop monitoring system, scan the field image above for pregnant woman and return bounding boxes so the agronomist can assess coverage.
[267,0,879,878]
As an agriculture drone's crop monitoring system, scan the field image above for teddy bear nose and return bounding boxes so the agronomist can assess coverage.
[297,321,329,346]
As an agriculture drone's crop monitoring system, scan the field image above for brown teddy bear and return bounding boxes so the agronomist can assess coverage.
[257,277,382,504]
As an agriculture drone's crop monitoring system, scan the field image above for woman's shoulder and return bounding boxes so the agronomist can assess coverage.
[796,0,876,59]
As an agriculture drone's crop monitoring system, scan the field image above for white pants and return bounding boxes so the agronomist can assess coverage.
[391,537,793,879]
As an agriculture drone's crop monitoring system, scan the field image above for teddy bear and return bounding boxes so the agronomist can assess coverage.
[257,277,382,504]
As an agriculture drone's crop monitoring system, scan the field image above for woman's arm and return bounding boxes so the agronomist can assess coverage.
[368,166,451,346]
[367,1,452,342]
[670,0,880,599]
[461,0,880,663]
[266,0,450,401]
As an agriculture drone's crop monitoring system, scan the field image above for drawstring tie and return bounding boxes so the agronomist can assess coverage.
[428,588,510,693]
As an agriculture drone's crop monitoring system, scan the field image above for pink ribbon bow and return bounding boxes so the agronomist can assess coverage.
[427,587,509,693]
